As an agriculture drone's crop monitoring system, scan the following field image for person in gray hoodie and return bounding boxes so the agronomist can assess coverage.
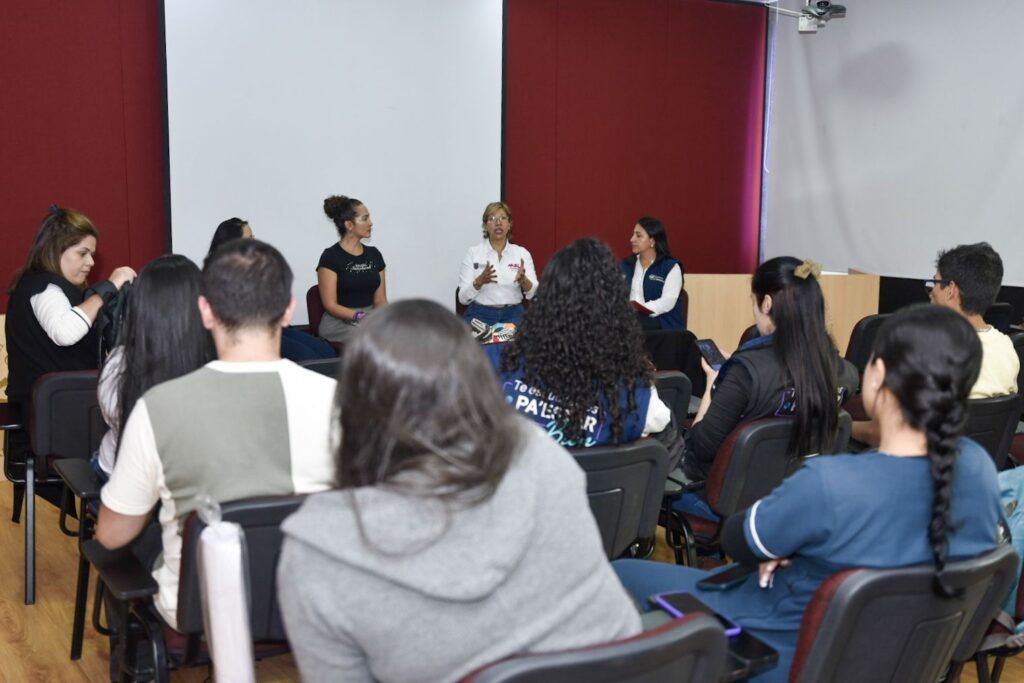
[277,299,642,683]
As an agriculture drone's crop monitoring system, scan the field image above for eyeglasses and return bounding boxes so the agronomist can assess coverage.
[923,278,951,289]
[486,215,510,224]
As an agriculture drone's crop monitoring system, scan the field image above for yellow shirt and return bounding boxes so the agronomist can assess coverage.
[970,327,1019,399]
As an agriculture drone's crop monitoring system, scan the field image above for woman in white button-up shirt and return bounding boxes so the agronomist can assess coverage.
[457,202,537,327]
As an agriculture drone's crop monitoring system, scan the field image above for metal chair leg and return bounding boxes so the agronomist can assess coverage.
[25,455,36,605]
[71,557,90,659]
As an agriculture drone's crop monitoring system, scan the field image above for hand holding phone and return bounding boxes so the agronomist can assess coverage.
[695,339,728,371]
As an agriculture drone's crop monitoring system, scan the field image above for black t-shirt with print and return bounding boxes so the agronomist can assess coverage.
[317,244,386,308]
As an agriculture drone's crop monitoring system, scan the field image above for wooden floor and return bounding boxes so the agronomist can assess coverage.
[0,452,1021,682]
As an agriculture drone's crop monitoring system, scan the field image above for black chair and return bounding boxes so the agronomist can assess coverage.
[460,612,726,683]
[572,439,671,560]
[653,371,692,427]
[663,413,852,566]
[984,302,1014,334]
[456,286,468,317]
[844,314,890,376]
[970,559,1024,683]
[3,371,103,605]
[790,544,1018,683]
[964,394,1022,470]
[84,495,302,681]
[298,357,341,379]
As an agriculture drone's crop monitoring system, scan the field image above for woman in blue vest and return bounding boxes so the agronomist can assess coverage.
[487,238,675,454]
[621,216,685,330]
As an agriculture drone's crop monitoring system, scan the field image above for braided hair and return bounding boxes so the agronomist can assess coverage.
[869,304,982,596]
[501,237,653,445]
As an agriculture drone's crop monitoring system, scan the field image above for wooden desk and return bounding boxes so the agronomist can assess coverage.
[684,273,880,356]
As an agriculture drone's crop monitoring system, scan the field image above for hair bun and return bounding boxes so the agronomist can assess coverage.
[794,259,822,280]
[323,195,351,220]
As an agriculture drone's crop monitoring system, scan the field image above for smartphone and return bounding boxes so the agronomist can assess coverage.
[696,564,756,591]
[650,592,742,637]
[695,339,727,371]
[728,630,779,672]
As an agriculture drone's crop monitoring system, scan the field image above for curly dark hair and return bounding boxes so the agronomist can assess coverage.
[501,237,653,445]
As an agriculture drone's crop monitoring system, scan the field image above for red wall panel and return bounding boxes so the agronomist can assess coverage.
[0,1,167,313]
[505,0,766,275]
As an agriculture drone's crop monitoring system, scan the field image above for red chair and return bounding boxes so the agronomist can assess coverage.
[305,285,344,354]
[790,544,1018,683]
[460,612,727,683]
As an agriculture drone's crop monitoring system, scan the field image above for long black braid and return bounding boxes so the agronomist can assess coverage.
[870,304,982,596]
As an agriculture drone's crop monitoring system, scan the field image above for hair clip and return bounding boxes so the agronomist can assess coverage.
[48,204,62,218]
[794,259,822,280]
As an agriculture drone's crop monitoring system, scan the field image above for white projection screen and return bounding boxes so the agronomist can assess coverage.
[164,1,503,322]
[763,1,1024,286]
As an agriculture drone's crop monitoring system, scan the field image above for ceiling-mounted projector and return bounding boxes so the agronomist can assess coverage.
[709,0,847,33]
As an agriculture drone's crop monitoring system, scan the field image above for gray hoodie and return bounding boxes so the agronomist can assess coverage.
[277,421,642,682]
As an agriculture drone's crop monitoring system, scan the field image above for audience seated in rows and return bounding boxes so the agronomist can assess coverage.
[486,238,677,457]
[95,239,336,630]
[94,255,214,480]
[614,304,1003,683]
[853,242,1019,446]
[676,257,858,521]
[277,300,641,681]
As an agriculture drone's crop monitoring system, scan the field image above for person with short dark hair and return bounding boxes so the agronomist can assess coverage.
[614,304,1003,683]
[622,216,686,330]
[930,242,1018,398]
[316,195,387,341]
[490,237,673,450]
[457,201,537,327]
[277,300,640,682]
[96,239,336,630]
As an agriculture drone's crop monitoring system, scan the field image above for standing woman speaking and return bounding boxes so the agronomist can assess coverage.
[457,201,537,327]
[316,195,387,342]
[622,216,685,330]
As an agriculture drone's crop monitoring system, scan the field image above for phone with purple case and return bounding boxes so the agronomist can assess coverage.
[651,591,742,637]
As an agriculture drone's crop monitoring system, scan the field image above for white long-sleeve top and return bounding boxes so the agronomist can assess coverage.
[628,257,683,317]
[458,240,538,306]
[30,284,93,346]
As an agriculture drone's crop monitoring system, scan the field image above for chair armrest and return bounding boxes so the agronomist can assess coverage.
[0,402,22,431]
[82,540,159,601]
[54,458,102,501]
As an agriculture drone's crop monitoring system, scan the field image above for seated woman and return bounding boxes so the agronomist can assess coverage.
[681,258,858,496]
[489,238,675,453]
[208,217,334,360]
[94,255,214,481]
[457,201,537,327]
[5,205,135,426]
[277,300,640,682]
[614,304,1003,683]
[316,195,387,342]
[621,216,685,330]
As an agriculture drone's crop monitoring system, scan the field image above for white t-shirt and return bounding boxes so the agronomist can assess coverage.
[971,326,1019,399]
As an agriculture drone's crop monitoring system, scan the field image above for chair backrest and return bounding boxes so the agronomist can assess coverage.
[707,412,852,516]
[964,394,1023,470]
[456,286,468,317]
[462,613,726,683]
[1011,332,1024,398]
[571,439,670,559]
[653,371,692,429]
[298,357,341,380]
[983,302,1014,334]
[177,495,304,638]
[306,285,324,338]
[790,544,1019,683]
[845,314,891,375]
[29,370,105,460]
[678,289,689,328]
[737,324,759,350]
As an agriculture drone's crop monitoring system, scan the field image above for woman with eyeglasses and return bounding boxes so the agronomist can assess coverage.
[316,195,388,342]
[457,201,537,327]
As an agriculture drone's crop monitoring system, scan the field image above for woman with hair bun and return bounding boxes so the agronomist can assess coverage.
[5,205,136,424]
[316,195,387,342]
[613,303,1003,683]
[622,216,685,330]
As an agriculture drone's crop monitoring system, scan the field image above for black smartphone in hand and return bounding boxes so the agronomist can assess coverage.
[696,338,728,371]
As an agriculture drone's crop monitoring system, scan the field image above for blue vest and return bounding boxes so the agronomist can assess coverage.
[483,345,651,447]
[621,256,685,330]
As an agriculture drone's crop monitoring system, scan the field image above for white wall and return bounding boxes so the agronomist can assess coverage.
[164,0,503,322]
[763,1,1024,285]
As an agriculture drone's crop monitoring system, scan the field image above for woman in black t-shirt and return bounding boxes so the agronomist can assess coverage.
[317,195,388,342]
